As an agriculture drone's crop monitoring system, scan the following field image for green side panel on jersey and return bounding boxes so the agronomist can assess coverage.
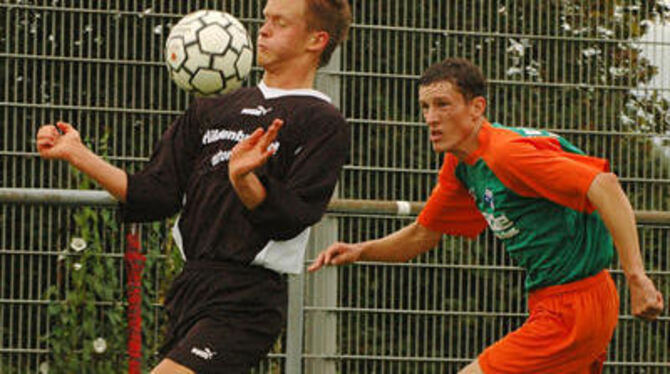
[454,123,614,290]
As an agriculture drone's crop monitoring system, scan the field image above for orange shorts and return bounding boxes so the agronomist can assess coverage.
[478,270,619,374]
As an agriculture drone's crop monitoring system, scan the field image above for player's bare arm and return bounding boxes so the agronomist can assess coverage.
[308,222,442,272]
[36,122,128,202]
[228,118,284,209]
[587,172,664,321]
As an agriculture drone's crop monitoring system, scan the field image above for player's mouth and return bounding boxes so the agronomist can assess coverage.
[429,129,442,142]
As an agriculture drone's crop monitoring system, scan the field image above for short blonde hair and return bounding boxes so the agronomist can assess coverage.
[305,0,352,67]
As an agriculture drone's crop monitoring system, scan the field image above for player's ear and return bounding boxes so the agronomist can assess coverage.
[307,31,329,52]
[470,96,487,118]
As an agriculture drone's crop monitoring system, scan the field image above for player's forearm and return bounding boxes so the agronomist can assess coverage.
[359,222,441,263]
[229,171,267,210]
[587,172,645,279]
[66,144,128,202]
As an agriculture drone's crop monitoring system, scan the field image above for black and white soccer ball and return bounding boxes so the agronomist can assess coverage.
[165,10,253,96]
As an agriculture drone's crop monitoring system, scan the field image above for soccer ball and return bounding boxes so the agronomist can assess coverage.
[165,10,254,96]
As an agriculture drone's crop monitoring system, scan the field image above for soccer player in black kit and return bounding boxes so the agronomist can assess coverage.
[35,0,352,372]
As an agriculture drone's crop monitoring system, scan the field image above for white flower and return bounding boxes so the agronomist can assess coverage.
[57,250,67,261]
[39,362,49,374]
[93,337,107,353]
[73,263,82,271]
[506,67,523,76]
[70,237,87,252]
[582,48,601,58]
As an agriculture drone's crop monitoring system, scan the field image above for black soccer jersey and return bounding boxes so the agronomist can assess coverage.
[120,82,349,273]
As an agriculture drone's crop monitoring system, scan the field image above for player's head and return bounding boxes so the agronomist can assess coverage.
[418,58,487,154]
[257,0,351,71]
[419,58,487,102]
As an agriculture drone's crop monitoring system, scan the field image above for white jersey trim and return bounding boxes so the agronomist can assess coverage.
[251,227,311,274]
[171,216,187,261]
[258,81,331,103]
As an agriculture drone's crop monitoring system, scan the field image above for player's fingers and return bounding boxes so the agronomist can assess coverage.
[258,119,283,149]
[649,295,664,317]
[36,133,55,143]
[263,119,283,140]
[307,253,326,272]
[641,308,660,321]
[270,118,284,132]
[37,125,58,138]
[261,148,276,160]
[244,128,264,146]
[267,118,284,133]
[36,132,55,143]
[36,138,54,149]
[323,245,342,265]
[56,121,74,133]
[638,298,663,320]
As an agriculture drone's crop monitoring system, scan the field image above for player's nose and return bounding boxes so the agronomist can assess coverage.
[258,21,271,38]
[424,107,440,125]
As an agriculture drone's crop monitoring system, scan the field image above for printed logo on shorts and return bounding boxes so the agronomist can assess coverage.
[191,346,217,360]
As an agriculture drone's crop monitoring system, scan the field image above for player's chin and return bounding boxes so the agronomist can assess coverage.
[430,141,448,153]
[256,52,272,67]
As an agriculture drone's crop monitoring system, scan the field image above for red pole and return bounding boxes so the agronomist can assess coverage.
[125,224,145,374]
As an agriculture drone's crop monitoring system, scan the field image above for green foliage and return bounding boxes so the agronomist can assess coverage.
[42,130,126,374]
[43,193,127,372]
[40,129,183,373]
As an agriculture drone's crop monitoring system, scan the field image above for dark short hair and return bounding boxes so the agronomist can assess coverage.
[418,58,487,101]
[305,0,352,68]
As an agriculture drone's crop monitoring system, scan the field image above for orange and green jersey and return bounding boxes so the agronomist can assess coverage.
[418,121,613,290]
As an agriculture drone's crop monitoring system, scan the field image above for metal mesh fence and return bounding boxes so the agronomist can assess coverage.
[1,0,669,373]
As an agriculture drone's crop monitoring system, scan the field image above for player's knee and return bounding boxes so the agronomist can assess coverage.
[150,358,195,374]
[459,359,485,374]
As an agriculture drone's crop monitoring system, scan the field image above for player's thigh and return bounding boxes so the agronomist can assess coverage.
[151,358,195,374]
[459,359,484,374]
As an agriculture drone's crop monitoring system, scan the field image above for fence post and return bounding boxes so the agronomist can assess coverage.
[303,217,338,373]
[285,272,305,374]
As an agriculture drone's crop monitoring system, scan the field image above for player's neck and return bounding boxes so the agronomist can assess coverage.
[450,118,485,161]
[262,62,317,90]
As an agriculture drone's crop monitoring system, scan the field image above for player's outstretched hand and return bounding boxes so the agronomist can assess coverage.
[36,122,83,161]
[229,119,284,179]
[308,242,363,272]
[628,273,664,321]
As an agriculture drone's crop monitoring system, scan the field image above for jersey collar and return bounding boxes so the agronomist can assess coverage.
[258,81,331,103]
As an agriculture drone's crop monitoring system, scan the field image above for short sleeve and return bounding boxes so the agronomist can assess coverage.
[485,136,609,213]
[417,155,487,238]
